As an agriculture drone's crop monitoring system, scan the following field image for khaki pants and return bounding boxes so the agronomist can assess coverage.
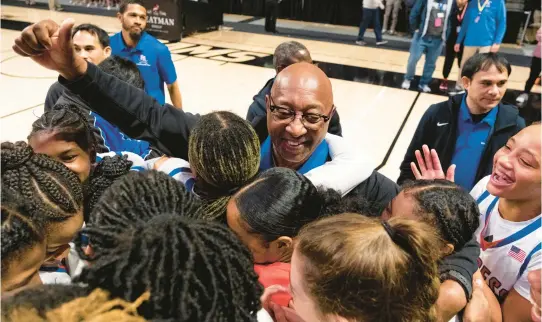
[383,0,401,32]
[456,46,491,87]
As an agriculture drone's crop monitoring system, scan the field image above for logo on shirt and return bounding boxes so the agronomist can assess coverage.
[137,54,151,67]
[437,122,449,127]
[508,246,527,263]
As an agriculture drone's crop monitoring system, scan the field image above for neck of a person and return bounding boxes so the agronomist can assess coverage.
[121,30,139,48]
[466,95,493,115]
[499,197,541,222]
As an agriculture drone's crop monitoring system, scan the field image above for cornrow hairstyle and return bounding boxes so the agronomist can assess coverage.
[75,214,262,321]
[29,103,104,157]
[1,285,149,322]
[188,111,260,221]
[84,155,133,221]
[1,141,84,223]
[235,167,368,242]
[1,187,46,274]
[401,180,480,251]
[297,214,441,322]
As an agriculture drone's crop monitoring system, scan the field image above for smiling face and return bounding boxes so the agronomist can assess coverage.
[463,64,508,114]
[266,63,333,170]
[487,125,541,202]
[29,131,92,183]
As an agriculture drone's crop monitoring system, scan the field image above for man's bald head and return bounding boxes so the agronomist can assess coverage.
[272,62,333,112]
[273,41,313,74]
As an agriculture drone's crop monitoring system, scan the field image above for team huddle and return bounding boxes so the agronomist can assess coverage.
[1,2,541,321]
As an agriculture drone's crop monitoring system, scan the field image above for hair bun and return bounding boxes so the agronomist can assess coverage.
[94,155,133,178]
[1,141,34,171]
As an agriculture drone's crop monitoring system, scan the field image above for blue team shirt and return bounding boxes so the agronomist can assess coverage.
[110,32,177,105]
[456,0,506,47]
[451,97,497,190]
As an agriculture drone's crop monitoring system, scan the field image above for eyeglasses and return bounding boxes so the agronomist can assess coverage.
[268,96,335,128]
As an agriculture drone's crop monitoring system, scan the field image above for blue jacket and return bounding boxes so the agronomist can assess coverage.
[456,0,506,47]
[410,0,457,41]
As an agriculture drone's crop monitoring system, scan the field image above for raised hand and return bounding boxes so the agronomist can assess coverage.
[411,144,455,181]
[12,18,87,80]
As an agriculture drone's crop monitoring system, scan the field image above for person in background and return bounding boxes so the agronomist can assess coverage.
[111,0,183,108]
[439,0,468,92]
[399,53,525,191]
[516,27,541,106]
[401,0,464,93]
[247,41,342,136]
[453,0,506,93]
[355,0,388,46]
[382,0,402,35]
[265,0,281,33]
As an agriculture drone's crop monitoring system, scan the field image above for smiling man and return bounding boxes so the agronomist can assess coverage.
[398,53,526,190]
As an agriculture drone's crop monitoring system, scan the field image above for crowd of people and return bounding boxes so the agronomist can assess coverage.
[2,0,541,321]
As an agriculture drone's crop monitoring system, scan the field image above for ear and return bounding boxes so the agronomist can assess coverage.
[461,76,471,91]
[442,243,455,256]
[276,236,293,249]
[270,236,294,258]
[265,95,270,111]
[117,12,123,21]
[104,46,112,57]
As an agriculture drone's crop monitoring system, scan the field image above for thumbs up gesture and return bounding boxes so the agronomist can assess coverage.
[13,18,88,80]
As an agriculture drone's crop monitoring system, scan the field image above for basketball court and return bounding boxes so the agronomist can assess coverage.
[1,5,539,181]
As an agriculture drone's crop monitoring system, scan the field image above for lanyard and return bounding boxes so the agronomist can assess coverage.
[477,0,489,13]
[457,1,467,21]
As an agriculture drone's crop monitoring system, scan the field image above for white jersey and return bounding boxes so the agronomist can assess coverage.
[470,176,541,302]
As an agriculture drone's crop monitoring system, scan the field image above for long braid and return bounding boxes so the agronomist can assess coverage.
[1,141,83,223]
[188,111,260,221]
[75,214,262,321]
[401,180,480,250]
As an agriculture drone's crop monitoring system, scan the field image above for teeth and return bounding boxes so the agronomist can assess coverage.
[286,141,301,147]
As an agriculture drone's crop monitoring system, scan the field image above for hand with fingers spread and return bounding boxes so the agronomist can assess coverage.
[411,145,456,181]
[13,18,87,80]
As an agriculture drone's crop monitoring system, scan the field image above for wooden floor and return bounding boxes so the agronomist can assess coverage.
[0,5,537,180]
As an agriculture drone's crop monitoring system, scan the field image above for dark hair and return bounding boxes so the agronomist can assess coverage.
[401,180,480,251]
[84,155,133,221]
[76,214,262,321]
[1,141,84,223]
[273,41,312,72]
[29,103,101,159]
[188,111,260,221]
[119,0,145,13]
[297,214,441,322]
[72,23,110,49]
[234,167,367,242]
[1,187,46,274]
[98,56,145,89]
[461,52,512,79]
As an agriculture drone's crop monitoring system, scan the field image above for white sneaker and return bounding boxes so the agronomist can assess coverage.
[355,40,367,46]
[516,93,529,104]
[401,80,411,89]
[376,40,388,45]
[382,29,387,34]
[419,85,431,93]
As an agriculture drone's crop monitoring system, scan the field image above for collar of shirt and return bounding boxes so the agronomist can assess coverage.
[114,31,150,53]
[259,136,330,174]
[460,96,498,127]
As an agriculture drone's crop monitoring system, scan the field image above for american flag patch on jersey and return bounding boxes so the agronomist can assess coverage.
[508,246,527,262]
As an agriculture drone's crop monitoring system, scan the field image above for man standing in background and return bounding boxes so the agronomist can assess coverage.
[265,0,281,33]
[452,0,506,93]
[111,0,183,108]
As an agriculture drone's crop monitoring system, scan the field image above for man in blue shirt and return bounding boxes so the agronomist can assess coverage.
[111,0,182,108]
[399,53,525,190]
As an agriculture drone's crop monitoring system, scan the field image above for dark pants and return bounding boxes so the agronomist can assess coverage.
[525,56,541,93]
[442,28,463,79]
[357,8,383,42]
[265,0,279,32]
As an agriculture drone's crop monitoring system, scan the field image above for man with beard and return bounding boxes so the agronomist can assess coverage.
[111,0,182,108]
[398,53,525,191]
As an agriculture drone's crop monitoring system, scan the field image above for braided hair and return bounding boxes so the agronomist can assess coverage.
[75,214,262,321]
[401,180,480,251]
[1,141,84,223]
[1,187,46,274]
[29,103,102,158]
[188,111,260,221]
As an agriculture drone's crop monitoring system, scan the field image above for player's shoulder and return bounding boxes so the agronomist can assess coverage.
[144,33,170,51]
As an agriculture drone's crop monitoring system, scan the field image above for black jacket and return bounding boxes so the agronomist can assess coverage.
[398,94,526,185]
[247,77,343,136]
[60,63,477,300]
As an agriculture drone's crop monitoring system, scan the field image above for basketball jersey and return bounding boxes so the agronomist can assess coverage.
[470,175,541,302]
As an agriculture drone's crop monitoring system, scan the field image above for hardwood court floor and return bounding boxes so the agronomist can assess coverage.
[1,5,538,180]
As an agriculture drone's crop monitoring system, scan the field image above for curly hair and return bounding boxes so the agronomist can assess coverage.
[75,214,262,321]
[401,180,480,250]
[1,141,83,223]
[297,214,441,322]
